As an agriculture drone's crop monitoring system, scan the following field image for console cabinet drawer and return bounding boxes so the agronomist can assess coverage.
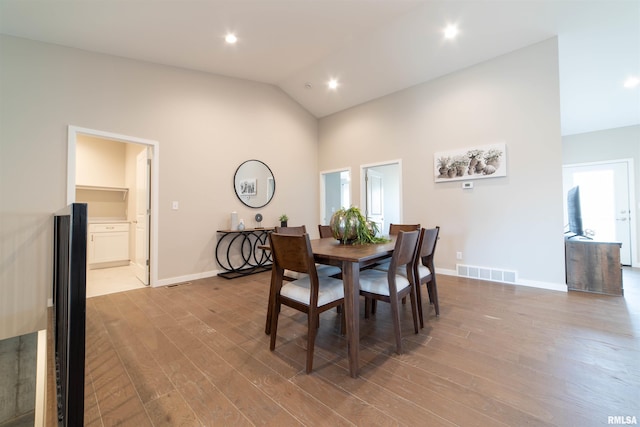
[88,223,129,265]
[89,223,129,233]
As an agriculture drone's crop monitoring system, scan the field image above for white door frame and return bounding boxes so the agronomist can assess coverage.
[563,158,637,268]
[67,125,160,286]
[360,159,403,224]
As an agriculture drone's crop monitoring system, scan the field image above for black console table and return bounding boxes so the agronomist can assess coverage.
[216,228,274,279]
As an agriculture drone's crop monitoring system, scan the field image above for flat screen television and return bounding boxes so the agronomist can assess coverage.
[566,185,589,239]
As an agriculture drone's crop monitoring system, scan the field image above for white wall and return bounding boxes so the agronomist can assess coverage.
[0,35,318,340]
[76,135,127,187]
[563,125,640,266]
[319,38,565,289]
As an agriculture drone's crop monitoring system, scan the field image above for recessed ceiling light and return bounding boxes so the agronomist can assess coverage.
[328,79,339,90]
[225,33,237,44]
[443,24,459,40]
[624,76,639,88]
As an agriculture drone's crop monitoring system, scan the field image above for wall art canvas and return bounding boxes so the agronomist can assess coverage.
[434,142,506,182]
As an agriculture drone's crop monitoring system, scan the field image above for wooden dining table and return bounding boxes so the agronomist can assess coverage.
[264,236,396,378]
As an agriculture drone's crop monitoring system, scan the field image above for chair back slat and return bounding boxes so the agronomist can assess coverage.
[388,230,420,274]
[318,224,333,238]
[389,223,420,235]
[275,225,307,235]
[420,226,440,263]
[269,232,316,275]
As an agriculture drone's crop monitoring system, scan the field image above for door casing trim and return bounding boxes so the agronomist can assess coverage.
[67,125,160,286]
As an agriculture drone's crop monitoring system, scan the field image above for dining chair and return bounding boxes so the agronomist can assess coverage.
[318,224,333,238]
[374,227,440,327]
[268,232,345,373]
[275,225,340,278]
[358,230,420,354]
[370,223,421,310]
[413,226,441,326]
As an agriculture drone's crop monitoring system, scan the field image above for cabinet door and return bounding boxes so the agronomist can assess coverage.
[91,232,129,263]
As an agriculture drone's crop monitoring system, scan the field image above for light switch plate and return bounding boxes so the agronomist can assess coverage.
[462,182,473,189]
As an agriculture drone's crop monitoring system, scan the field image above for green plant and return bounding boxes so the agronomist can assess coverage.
[330,206,389,245]
[278,214,288,222]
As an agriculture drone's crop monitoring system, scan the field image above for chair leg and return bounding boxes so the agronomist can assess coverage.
[415,282,424,329]
[388,293,403,354]
[409,286,419,334]
[340,305,346,335]
[371,299,377,314]
[269,300,281,351]
[429,278,440,316]
[306,311,318,373]
[364,297,371,318]
[265,269,278,335]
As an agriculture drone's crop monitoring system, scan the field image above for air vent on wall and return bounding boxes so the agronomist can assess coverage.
[456,264,517,284]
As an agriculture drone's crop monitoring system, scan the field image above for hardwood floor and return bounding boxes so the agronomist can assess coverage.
[76,268,639,426]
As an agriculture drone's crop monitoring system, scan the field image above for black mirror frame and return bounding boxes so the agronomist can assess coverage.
[233,159,276,209]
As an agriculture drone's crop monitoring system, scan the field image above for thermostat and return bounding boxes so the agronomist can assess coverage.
[462,182,473,189]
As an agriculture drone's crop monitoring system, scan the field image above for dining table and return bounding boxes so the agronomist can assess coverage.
[264,236,397,378]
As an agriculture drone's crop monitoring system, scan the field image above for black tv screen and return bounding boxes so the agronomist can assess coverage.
[567,185,584,237]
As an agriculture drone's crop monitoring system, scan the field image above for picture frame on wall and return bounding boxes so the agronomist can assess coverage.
[434,142,507,182]
[239,179,257,196]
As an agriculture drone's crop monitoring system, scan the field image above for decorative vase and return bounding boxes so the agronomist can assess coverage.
[230,211,238,230]
[329,210,359,243]
[280,221,287,227]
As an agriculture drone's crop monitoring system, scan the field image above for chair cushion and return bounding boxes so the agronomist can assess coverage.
[316,265,341,277]
[358,269,411,296]
[281,276,344,306]
[374,262,431,279]
[284,269,307,280]
[373,260,390,271]
[417,264,431,278]
[284,264,341,280]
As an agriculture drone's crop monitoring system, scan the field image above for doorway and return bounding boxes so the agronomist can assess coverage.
[320,168,351,226]
[361,160,402,236]
[563,159,637,266]
[67,126,159,295]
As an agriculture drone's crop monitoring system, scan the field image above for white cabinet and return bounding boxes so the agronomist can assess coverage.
[88,223,129,266]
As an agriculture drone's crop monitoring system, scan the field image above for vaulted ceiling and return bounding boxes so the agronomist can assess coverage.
[1,0,638,136]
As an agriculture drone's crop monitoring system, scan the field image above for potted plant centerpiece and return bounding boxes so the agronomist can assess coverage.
[329,207,389,245]
[278,214,288,227]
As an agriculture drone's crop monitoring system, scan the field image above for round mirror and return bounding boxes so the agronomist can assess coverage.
[233,160,275,208]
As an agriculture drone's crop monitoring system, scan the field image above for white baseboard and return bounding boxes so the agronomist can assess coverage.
[153,270,220,287]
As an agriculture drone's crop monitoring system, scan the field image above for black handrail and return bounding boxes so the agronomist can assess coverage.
[53,203,87,426]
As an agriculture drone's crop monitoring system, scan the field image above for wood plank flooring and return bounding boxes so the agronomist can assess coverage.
[76,269,639,426]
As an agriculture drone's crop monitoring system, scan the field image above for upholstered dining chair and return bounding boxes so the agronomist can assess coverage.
[413,226,441,326]
[370,223,421,310]
[275,226,341,279]
[375,227,441,327]
[358,230,420,354]
[318,224,333,238]
[268,232,345,373]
